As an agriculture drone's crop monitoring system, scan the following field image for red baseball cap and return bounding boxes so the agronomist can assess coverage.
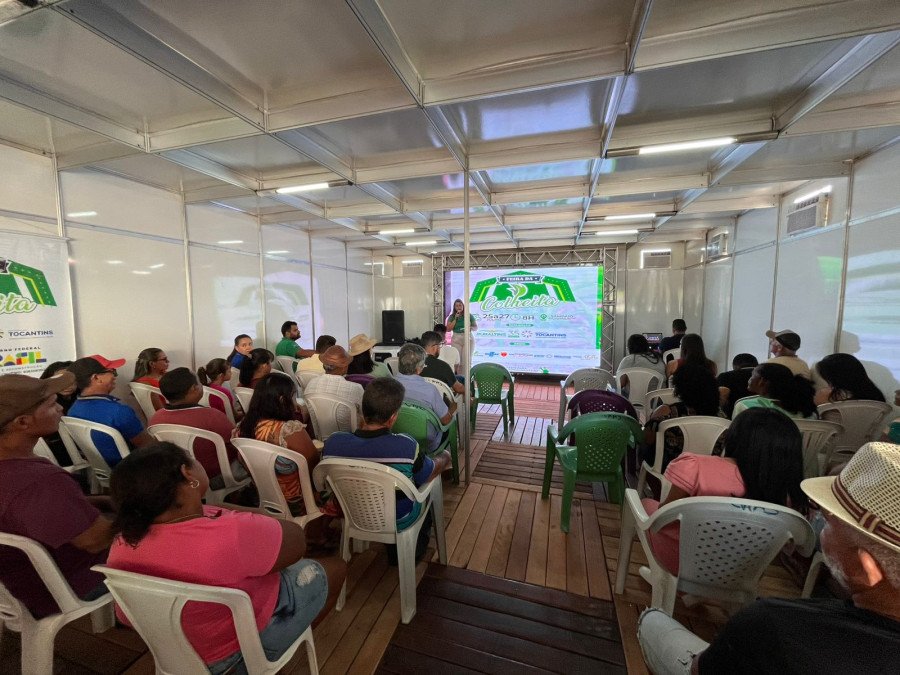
[84,354,126,370]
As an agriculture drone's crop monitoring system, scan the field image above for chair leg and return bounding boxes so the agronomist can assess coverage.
[397,531,418,624]
[90,603,114,633]
[615,505,636,594]
[431,488,448,565]
[301,625,319,675]
[21,617,61,675]
[541,444,556,499]
[801,551,824,598]
[560,469,576,533]
[607,472,625,505]
[500,400,509,439]
[652,575,678,617]
[449,441,459,484]
[508,395,514,427]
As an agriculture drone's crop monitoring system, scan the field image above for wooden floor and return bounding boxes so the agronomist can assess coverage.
[1,379,807,674]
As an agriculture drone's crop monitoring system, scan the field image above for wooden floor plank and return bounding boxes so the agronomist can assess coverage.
[566,500,590,597]
[505,491,536,581]
[612,594,651,675]
[448,484,495,568]
[466,486,509,573]
[582,499,613,601]
[485,488,522,578]
[441,482,482,561]
[525,493,551,586]
[546,494,567,591]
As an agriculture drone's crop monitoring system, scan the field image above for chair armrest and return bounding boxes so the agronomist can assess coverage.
[546,424,559,444]
[623,489,651,532]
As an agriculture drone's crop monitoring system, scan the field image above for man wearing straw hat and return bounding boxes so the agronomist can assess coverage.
[637,441,900,673]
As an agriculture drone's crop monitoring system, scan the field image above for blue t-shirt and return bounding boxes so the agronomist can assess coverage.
[67,395,144,466]
[323,428,433,526]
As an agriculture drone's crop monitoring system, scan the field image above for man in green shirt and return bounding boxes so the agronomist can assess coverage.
[274,321,316,361]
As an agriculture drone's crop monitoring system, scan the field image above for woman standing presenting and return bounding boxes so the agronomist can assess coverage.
[446,298,477,368]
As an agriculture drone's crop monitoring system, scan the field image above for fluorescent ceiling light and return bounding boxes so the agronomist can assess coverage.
[217,240,244,245]
[267,250,289,254]
[379,228,415,235]
[402,259,424,264]
[149,263,165,269]
[638,137,736,155]
[106,260,123,265]
[793,185,832,204]
[66,211,97,218]
[405,240,437,247]
[604,213,656,221]
[595,229,639,236]
[132,270,151,275]
[275,182,329,194]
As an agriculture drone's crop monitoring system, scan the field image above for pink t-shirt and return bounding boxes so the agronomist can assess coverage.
[106,506,282,663]
[642,453,745,575]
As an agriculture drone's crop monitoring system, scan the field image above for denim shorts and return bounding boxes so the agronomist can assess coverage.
[208,559,328,675]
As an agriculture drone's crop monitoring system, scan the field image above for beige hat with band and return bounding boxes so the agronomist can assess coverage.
[348,333,377,357]
[801,441,900,553]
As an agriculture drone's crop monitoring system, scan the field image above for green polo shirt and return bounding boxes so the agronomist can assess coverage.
[275,337,299,358]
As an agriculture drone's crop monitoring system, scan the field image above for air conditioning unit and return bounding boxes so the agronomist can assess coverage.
[706,233,728,260]
[641,249,671,269]
[401,260,424,277]
[786,194,829,235]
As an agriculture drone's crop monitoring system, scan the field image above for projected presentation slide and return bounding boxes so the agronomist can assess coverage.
[446,266,603,375]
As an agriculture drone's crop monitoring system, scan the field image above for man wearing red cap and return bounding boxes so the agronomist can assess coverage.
[67,355,153,466]
[0,372,114,618]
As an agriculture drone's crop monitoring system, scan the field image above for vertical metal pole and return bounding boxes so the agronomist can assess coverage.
[180,195,196,369]
[463,171,472,485]
[257,216,267,349]
[833,167,854,353]
[51,154,80,358]
[308,233,317,342]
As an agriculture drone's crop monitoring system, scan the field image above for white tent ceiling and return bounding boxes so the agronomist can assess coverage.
[1,0,899,255]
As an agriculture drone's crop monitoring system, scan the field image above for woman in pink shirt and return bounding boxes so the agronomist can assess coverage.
[106,442,345,673]
[642,407,808,575]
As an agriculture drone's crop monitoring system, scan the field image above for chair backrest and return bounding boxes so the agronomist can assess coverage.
[794,418,845,478]
[817,401,893,456]
[147,424,244,490]
[568,389,637,420]
[128,382,161,421]
[229,367,241,391]
[313,458,420,535]
[92,565,272,674]
[438,345,460,371]
[644,388,679,414]
[274,355,298,373]
[557,412,643,475]
[423,377,455,403]
[471,362,512,401]
[561,368,617,394]
[296,370,323,390]
[616,367,664,406]
[200,386,236,425]
[392,401,446,452]
[305,393,358,440]
[231,438,321,525]
[384,357,399,376]
[32,437,59,465]
[345,374,375,389]
[655,415,730,460]
[662,348,680,364]
[233,387,255,415]
[650,496,815,604]
[59,416,130,485]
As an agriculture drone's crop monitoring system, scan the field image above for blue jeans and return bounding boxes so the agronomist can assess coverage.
[207,559,327,674]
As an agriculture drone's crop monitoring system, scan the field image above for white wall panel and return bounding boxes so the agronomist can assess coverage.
[311,237,347,267]
[263,257,315,353]
[373,275,395,339]
[312,265,349,345]
[0,144,56,218]
[0,213,57,236]
[189,246,264,364]
[850,143,900,223]
[772,228,844,369]
[683,267,704,335]
[263,225,310,262]
[700,259,733,371]
[347,247,372,272]
[734,208,777,252]
[187,204,259,254]
[68,228,191,390]
[348,272,374,339]
[61,169,183,238]
[728,246,776,364]
[625,269,685,338]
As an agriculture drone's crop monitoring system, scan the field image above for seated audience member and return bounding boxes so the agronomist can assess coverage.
[237,374,319,516]
[643,364,723,471]
[106,443,346,675]
[68,355,153,466]
[226,334,254,369]
[197,357,239,420]
[420,331,465,395]
[885,389,900,444]
[434,323,461,374]
[637,441,900,674]
[131,347,169,411]
[239,348,275,388]
[302,346,364,416]
[814,353,886,405]
[717,353,759,418]
[765,328,811,378]
[665,333,718,381]
[618,334,667,397]
[394,343,458,452]
[658,319,687,354]
[324,377,450,563]
[0,372,113,619]
[274,321,316,364]
[641,408,807,575]
[149,368,248,491]
[348,333,391,379]
[38,361,78,466]
[732,362,817,420]
[297,335,337,374]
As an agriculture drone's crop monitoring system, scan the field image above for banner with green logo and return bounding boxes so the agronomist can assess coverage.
[1,234,76,375]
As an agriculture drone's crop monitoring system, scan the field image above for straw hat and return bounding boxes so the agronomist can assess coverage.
[348,333,377,356]
[801,442,900,553]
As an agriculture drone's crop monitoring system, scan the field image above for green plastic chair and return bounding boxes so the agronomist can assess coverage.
[542,412,643,532]
[470,363,515,439]
[392,401,459,483]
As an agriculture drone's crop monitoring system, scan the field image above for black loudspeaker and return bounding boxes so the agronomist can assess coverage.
[382,310,405,345]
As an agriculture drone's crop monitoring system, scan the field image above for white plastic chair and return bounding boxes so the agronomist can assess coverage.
[614,491,815,615]
[147,424,251,505]
[0,533,114,675]
[637,416,732,499]
[229,367,241,391]
[128,382,162,421]
[296,370,322,392]
[643,388,679,417]
[234,387,255,416]
[275,355,299,374]
[313,457,447,624]
[557,368,617,426]
[793,418,844,479]
[817,401,893,466]
[384,357,400,377]
[231,438,322,527]
[92,565,318,675]
[616,367,665,420]
[32,437,90,474]
[305,393,358,440]
[438,345,460,373]
[662,348,680,364]
[59,417,130,490]
[423,377,458,403]
[200,386,236,425]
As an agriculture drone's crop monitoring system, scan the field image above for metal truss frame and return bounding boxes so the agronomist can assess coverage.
[433,247,618,372]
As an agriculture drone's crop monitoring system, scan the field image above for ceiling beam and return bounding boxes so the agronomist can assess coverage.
[159,149,258,190]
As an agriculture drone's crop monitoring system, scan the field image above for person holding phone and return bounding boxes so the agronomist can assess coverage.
[445,298,477,368]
